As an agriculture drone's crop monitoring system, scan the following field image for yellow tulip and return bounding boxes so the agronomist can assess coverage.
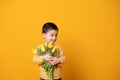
[40,44,45,52]
[52,46,57,53]
[48,42,53,48]
[45,44,47,47]
[32,49,37,55]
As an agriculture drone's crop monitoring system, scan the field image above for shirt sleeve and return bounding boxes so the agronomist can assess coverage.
[57,46,66,66]
[33,54,44,64]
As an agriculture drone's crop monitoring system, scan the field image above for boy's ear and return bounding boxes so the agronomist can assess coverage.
[42,33,46,38]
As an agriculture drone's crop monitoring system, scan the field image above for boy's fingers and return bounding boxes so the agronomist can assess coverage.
[49,61,55,65]
[49,58,53,61]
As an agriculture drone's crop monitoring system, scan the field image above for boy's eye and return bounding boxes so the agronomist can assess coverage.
[50,34,57,37]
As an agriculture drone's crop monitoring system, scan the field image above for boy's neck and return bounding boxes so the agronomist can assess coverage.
[44,41,48,44]
[43,41,55,45]
[44,41,52,44]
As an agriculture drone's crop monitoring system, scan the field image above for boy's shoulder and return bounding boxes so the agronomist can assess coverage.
[56,45,62,49]
[55,45,64,52]
[36,45,40,49]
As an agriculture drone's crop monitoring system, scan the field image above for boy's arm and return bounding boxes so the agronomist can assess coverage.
[57,47,66,66]
[33,54,53,64]
[33,54,44,64]
[32,45,45,64]
[49,46,66,66]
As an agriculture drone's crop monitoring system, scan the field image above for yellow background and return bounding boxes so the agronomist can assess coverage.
[0,0,120,80]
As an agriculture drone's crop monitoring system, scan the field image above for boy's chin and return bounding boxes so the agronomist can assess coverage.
[50,41,55,44]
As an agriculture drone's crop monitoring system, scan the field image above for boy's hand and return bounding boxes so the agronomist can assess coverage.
[43,54,53,61]
[49,57,61,65]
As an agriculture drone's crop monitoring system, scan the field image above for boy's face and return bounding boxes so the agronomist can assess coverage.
[43,29,58,43]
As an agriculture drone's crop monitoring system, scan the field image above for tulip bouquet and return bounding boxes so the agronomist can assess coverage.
[32,42,57,80]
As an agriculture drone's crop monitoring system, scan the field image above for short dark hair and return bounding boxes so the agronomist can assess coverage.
[42,22,59,33]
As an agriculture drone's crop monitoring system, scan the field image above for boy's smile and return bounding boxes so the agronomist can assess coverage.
[43,29,58,44]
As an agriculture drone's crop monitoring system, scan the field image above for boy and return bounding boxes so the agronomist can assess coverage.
[33,22,66,80]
